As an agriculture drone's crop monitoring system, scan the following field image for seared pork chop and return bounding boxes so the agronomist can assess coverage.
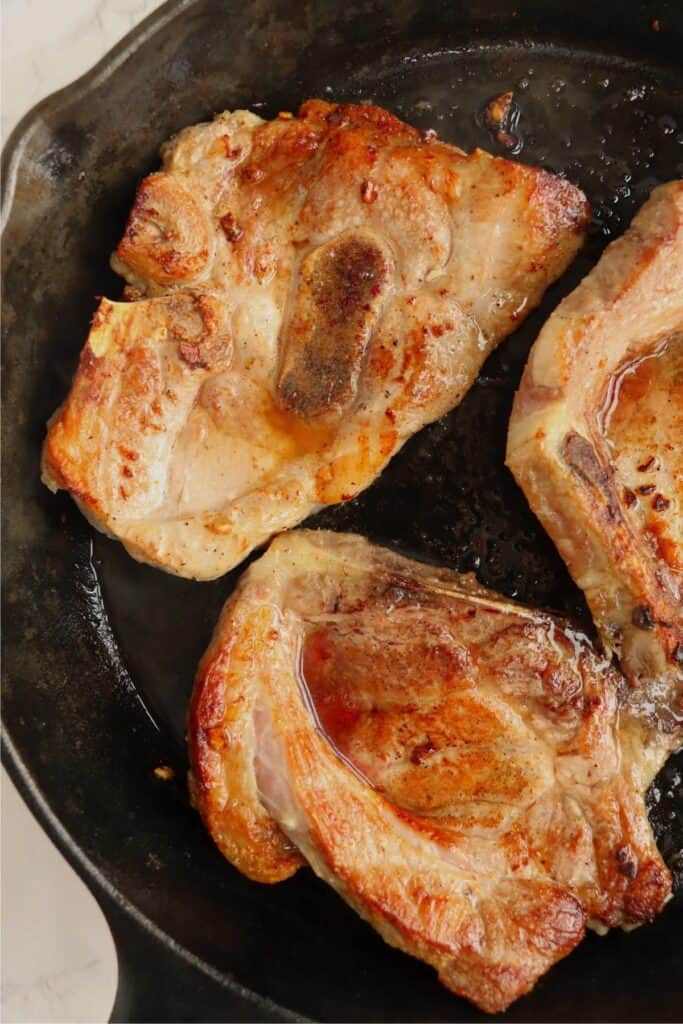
[43,101,589,580]
[189,531,673,1013]
[507,182,683,696]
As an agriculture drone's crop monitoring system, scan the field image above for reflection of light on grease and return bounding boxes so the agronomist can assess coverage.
[295,632,375,789]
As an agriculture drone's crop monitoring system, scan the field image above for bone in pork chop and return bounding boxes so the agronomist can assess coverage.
[189,531,675,1013]
[42,100,589,580]
[507,182,683,698]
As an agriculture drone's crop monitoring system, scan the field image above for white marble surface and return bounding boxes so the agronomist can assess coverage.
[2,0,167,143]
[1,769,117,1023]
[2,6,167,1021]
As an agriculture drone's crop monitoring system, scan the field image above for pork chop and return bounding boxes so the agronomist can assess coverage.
[42,100,589,580]
[188,530,674,1013]
[507,182,683,697]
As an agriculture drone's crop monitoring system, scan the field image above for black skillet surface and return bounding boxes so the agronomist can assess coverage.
[2,0,683,1020]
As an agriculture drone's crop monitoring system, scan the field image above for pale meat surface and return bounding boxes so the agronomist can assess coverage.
[188,531,674,1013]
[507,182,683,699]
[43,100,589,579]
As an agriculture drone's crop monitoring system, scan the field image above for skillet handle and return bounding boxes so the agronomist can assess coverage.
[100,893,277,1023]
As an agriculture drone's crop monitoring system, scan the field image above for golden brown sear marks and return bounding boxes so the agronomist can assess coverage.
[507,182,683,688]
[189,531,675,1014]
[169,292,233,369]
[114,173,213,285]
[606,331,683,574]
[44,100,589,580]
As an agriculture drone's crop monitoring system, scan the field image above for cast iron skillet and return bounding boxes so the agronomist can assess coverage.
[2,1,682,1020]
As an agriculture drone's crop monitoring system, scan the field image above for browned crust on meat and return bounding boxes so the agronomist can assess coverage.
[116,173,213,284]
[188,531,672,1013]
[44,100,589,581]
[188,587,304,883]
[507,182,683,689]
